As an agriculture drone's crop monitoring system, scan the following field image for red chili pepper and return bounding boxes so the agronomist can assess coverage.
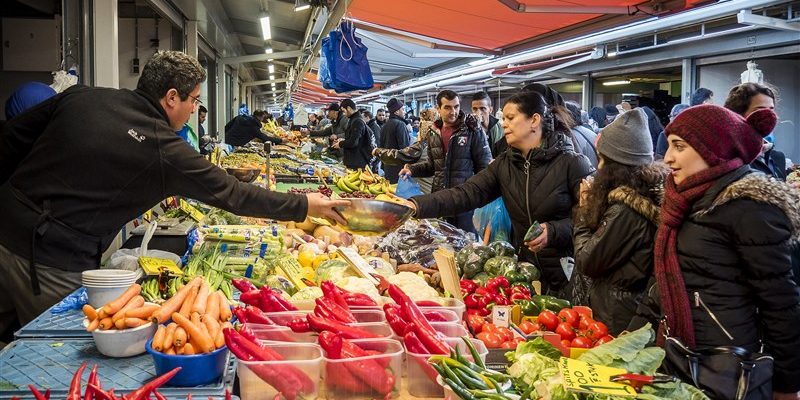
[320,281,349,309]
[187,394,192,400]
[28,385,47,400]
[83,364,98,400]
[232,306,249,324]
[382,303,407,336]
[244,306,275,325]
[44,389,50,400]
[225,389,232,400]
[403,331,440,382]
[237,323,259,343]
[421,310,448,322]
[239,290,262,309]
[232,278,258,293]
[86,385,110,400]
[225,328,282,361]
[264,287,298,311]
[67,362,87,400]
[343,293,377,307]
[414,300,441,307]
[312,299,337,320]
[363,349,391,368]
[153,391,167,400]
[315,297,356,323]
[288,317,311,333]
[318,331,343,358]
[339,338,395,395]
[387,285,449,355]
[259,290,290,312]
[305,314,380,339]
[123,367,181,400]
[325,361,371,394]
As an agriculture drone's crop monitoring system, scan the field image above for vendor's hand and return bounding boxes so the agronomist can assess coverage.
[399,164,412,179]
[372,148,380,157]
[774,392,800,400]
[305,193,349,226]
[525,223,549,253]
[332,141,340,149]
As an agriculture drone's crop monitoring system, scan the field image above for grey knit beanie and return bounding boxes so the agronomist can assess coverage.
[596,108,653,166]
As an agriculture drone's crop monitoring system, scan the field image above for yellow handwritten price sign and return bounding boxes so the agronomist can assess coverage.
[138,256,183,276]
[179,199,205,222]
[558,357,638,397]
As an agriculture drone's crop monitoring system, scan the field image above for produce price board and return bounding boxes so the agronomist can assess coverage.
[0,338,235,399]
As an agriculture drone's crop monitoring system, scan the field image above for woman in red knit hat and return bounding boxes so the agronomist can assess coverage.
[659,104,800,399]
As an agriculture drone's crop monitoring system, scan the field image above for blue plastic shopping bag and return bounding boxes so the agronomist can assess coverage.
[396,176,423,199]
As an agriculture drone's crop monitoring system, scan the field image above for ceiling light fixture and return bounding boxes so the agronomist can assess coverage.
[260,13,272,40]
[268,64,275,74]
[269,74,276,81]
[607,51,618,57]
[265,47,273,54]
[294,5,311,11]
[603,80,630,86]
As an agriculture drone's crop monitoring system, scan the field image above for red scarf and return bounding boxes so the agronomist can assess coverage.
[654,158,743,348]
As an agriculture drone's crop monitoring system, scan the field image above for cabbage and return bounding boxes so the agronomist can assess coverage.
[290,286,323,301]
[314,259,356,284]
[365,256,395,278]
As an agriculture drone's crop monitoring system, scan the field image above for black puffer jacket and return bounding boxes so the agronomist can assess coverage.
[340,110,373,169]
[409,112,492,192]
[379,114,411,183]
[413,133,594,294]
[574,185,660,335]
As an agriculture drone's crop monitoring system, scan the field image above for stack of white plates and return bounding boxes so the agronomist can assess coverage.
[82,269,138,287]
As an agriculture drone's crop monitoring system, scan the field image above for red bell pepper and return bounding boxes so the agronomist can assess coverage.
[463,293,481,309]
[67,362,87,400]
[460,279,479,294]
[382,303,407,336]
[232,278,258,293]
[343,293,377,307]
[315,297,356,323]
[474,286,491,297]
[288,317,311,333]
[244,306,275,325]
[511,284,531,297]
[387,284,449,355]
[494,295,510,306]
[305,314,380,339]
[320,281,349,309]
[486,276,510,295]
[123,367,181,400]
[509,292,530,302]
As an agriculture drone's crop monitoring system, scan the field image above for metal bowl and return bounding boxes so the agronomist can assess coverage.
[335,198,414,234]
[225,167,261,183]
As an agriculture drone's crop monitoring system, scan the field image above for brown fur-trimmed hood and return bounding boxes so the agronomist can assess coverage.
[708,173,800,241]
[608,186,661,225]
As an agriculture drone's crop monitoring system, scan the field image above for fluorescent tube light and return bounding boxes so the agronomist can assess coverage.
[294,5,311,11]
[260,14,272,40]
[603,80,630,86]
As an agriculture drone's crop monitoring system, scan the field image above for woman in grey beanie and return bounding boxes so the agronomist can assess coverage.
[572,108,669,335]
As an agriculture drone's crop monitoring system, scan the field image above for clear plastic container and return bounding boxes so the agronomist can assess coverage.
[247,323,317,343]
[422,309,460,323]
[291,296,391,311]
[405,337,488,398]
[351,322,394,339]
[431,322,469,338]
[266,310,385,325]
[322,339,403,399]
[418,298,466,320]
[237,342,322,400]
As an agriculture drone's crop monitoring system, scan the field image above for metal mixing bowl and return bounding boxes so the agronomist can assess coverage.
[335,199,414,234]
[225,167,261,183]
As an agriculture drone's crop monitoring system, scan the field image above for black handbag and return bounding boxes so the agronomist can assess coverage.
[662,336,773,400]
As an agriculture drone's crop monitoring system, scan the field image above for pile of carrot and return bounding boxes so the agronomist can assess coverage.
[149,276,233,355]
[83,283,157,331]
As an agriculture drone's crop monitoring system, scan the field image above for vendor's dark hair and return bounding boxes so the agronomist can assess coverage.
[504,91,557,136]
[137,51,206,101]
[577,159,667,230]
[724,82,777,116]
[198,105,208,113]
[471,91,492,106]
[436,90,459,107]
[690,87,713,106]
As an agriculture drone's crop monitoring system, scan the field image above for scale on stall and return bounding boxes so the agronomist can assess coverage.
[122,217,195,256]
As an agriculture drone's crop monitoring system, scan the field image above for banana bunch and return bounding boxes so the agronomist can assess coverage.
[262,118,286,135]
[141,277,163,303]
[334,167,396,195]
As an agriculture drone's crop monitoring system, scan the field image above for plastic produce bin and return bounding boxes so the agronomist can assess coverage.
[322,338,403,399]
[265,309,385,326]
[246,323,317,343]
[237,342,322,400]
[418,298,466,320]
[422,309,460,323]
[405,337,487,398]
[145,339,228,386]
[430,322,469,338]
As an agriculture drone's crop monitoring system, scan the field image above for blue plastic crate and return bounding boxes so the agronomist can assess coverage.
[0,338,235,399]
[14,307,89,339]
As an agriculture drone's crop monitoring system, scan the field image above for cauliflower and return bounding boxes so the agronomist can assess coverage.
[335,277,381,302]
[387,272,441,302]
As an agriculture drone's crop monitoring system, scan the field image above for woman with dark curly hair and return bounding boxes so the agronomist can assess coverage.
[573,108,668,335]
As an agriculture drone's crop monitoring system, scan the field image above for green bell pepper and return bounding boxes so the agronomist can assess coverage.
[514,299,540,316]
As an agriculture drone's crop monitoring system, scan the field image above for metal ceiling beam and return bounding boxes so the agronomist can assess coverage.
[496,0,658,14]
[548,71,586,81]
[243,78,291,87]
[222,50,304,65]
[737,9,800,32]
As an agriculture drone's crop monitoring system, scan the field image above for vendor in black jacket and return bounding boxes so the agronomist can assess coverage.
[407,91,594,295]
[334,99,373,169]
[0,51,348,329]
[377,98,411,183]
[224,110,282,147]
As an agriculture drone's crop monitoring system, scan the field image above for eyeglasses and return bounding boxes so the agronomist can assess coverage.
[188,94,202,106]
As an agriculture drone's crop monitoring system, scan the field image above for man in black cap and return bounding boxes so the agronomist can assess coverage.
[372,98,411,183]
[308,102,348,140]
[334,99,374,169]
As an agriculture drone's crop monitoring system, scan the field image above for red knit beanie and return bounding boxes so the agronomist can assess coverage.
[664,104,777,166]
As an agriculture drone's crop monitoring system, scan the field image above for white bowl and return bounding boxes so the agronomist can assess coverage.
[85,285,131,308]
[82,269,138,280]
[86,318,157,358]
[82,279,138,287]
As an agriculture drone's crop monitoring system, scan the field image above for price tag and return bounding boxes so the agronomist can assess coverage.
[336,247,378,285]
[138,256,183,276]
[179,199,205,222]
[558,357,638,397]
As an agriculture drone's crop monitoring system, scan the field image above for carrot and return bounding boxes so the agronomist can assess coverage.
[205,291,220,322]
[176,344,185,355]
[124,305,160,320]
[98,317,114,330]
[150,277,202,324]
[124,318,148,328]
[192,280,210,317]
[179,284,199,319]
[218,292,232,321]
[82,304,97,321]
[97,308,109,320]
[165,347,176,355]
[173,327,187,348]
[152,325,167,352]
[111,296,145,322]
[183,343,195,355]
[86,318,101,332]
[102,284,142,315]
[203,315,221,343]
[214,329,225,349]
[163,323,177,351]
[172,312,214,353]
[114,318,127,329]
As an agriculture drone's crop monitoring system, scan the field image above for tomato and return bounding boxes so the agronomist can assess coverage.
[500,340,517,349]
[572,306,593,320]
[588,321,609,341]
[558,308,580,328]
[595,335,614,346]
[482,323,498,333]
[518,320,537,335]
[561,339,572,348]
[555,322,576,341]
[578,316,594,331]
[484,332,504,348]
[513,337,527,346]
[467,314,485,333]
[497,327,514,342]
[571,336,593,348]
[537,310,559,331]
